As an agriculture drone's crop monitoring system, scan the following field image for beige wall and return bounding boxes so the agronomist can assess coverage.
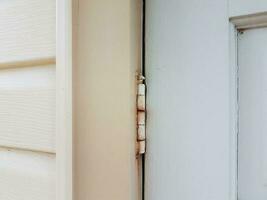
[73,0,141,199]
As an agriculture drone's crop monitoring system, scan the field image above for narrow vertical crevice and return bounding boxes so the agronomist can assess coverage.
[142,0,146,78]
[141,1,146,200]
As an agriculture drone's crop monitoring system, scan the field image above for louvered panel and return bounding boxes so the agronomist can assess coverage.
[0,0,55,65]
[0,148,55,200]
[0,65,56,153]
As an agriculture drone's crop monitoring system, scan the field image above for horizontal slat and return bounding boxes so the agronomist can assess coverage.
[0,148,55,200]
[0,57,55,70]
[0,65,56,153]
[0,0,55,64]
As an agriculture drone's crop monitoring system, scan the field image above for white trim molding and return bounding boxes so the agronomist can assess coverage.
[56,0,73,199]
[230,11,267,30]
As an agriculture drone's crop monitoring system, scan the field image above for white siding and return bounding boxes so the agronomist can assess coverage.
[0,65,56,153]
[0,0,56,199]
[0,0,55,64]
[0,148,55,200]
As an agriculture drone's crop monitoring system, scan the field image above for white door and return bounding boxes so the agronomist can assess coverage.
[145,1,267,200]
[145,0,230,200]
[238,27,267,200]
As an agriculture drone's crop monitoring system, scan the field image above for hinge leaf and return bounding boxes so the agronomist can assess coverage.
[137,75,146,155]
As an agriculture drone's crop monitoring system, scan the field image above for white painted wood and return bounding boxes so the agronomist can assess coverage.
[0,147,55,200]
[145,0,230,200]
[230,12,267,30]
[0,65,56,153]
[238,27,267,200]
[73,0,141,199]
[229,0,267,17]
[0,0,58,199]
[56,0,72,199]
[229,23,239,200]
[0,0,55,64]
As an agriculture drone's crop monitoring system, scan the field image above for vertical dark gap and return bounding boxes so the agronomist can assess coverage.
[142,0,146,78]
[141,0,146,200]
[142,155,145,200]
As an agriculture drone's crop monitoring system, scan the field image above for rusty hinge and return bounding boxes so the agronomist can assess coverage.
[137,74,146,154]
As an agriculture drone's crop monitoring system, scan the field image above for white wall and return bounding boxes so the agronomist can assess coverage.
[145,0,230,199]
[229,0,267,17]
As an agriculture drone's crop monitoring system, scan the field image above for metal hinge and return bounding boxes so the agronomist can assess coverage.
[137,74,146,154]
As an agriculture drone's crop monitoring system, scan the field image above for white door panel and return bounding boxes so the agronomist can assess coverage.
[238,27,267,200]
[229,0,267,17]
[145,0,230,199]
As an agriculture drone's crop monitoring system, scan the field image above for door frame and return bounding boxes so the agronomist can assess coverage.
[229,12,267,200]
[56,0,73,199]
